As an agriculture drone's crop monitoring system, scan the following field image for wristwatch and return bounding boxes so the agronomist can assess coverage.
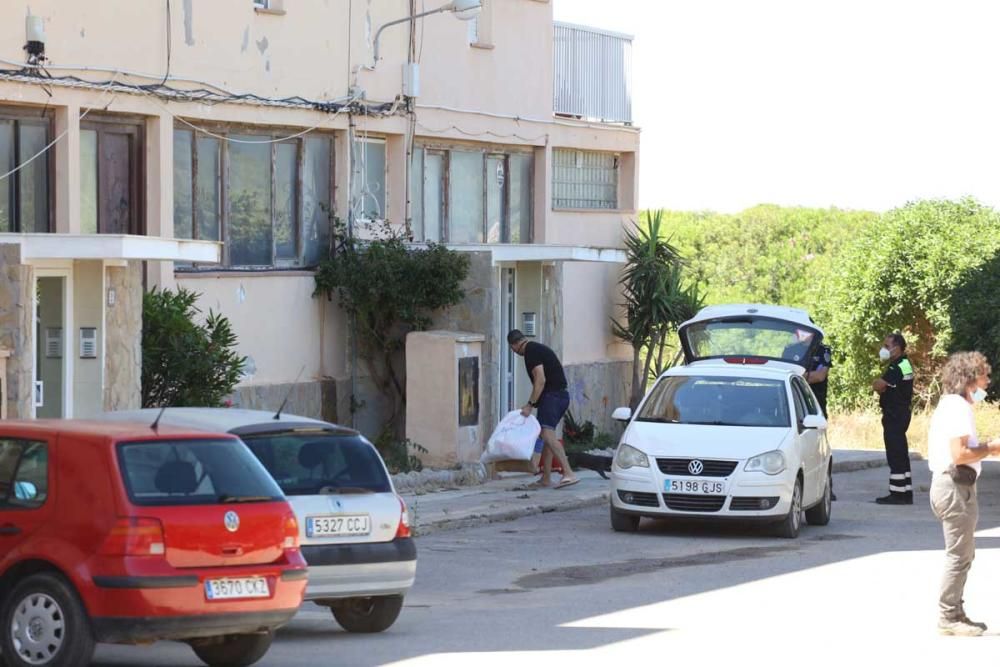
[528,400,539,408]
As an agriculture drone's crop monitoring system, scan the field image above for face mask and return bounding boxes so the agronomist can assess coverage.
[972,388,988,403]
[878,347,891,362]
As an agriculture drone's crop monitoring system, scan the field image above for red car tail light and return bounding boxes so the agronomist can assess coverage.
[100,517,165,557]
[282,512,300,550]
[395,496,411,539]
[723,356,768,365]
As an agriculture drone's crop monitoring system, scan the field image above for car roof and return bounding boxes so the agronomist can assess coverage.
[664,358,801,379]
[681,303,824,336]
[99,408,357,437]
[0,419,234,442]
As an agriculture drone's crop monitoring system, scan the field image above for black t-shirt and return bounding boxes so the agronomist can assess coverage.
[806,344,833,414]
[523,341,567,394]
[879,355,914,417]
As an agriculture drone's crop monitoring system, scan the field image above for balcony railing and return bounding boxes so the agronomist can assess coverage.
[553,22,633,125]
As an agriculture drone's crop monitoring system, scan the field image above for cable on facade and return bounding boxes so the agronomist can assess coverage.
[415,121,548,143]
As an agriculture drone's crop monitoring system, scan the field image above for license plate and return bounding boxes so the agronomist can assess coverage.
[204,577,270,601]
[306,514,371,538]
[665,478,726,495]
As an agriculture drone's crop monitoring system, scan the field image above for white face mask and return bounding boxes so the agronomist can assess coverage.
[878,347,891,362]
[972,388,988,403]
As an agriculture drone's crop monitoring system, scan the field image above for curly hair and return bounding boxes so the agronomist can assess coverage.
[940,351,991,396]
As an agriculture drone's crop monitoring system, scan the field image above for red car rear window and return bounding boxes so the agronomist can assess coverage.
[117,439,284,506]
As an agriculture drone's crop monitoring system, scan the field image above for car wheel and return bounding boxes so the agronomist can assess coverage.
[331,596,404,633]
[189,632,273,667]
[805,466,833,526]
[0,572,95,667]
[774,477,803,539]
[610,503,640,532]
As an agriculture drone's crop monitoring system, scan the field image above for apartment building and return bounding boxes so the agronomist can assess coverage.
[0,1,638,453]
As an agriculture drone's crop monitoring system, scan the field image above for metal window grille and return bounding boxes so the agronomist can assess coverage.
[552,148,618,210]
[554,22,633,124]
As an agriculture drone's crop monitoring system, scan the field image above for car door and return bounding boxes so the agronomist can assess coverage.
[790,378,823,504]
[0,437,54,567]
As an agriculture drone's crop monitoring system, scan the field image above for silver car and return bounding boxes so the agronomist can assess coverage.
[102,408,416,633]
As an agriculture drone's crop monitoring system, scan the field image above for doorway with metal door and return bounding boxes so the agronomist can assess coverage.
[33,275,71,418]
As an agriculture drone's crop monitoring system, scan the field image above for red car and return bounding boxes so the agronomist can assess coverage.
[0,420,308,667]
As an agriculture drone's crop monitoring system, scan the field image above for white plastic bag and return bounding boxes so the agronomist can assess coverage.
[481,410,541,463]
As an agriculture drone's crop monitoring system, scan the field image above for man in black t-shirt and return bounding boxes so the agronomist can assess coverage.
[507,329,578,489]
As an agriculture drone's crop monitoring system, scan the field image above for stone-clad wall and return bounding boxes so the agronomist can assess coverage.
[0,244,34,419]
[104,261,143,411]
[563,359,632,438]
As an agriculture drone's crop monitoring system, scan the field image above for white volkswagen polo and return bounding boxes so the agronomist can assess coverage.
[609,304,833,538]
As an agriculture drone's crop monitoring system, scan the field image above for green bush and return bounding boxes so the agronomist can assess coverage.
[142,287,246,408]
[949,250,1000,401]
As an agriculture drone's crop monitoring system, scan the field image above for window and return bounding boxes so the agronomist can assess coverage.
[792,377,819,416]
[117,439,283,506]
[253,0,268,7]
[173,128,332,268]
[0,440,49,509]
[0,110,51,233]
[80,118,143,234]
[636,376,790,428]
[411,144,532,244]
[552,148,618,209]
[351,138,386,222]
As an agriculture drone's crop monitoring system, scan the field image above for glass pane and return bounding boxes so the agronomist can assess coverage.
[636,376,790,428]
[486,156,505,243]
[196,136,220,241]
[410,147,423,240]
[682,317,821,367]
[228,137,272,266]
[352,140,386,221]
[424,153,444,243]
[17,124,49,233]
[172,130,193,239]
[448,150,484,244]
[509,153,532,243]
[80,130,98,235]
[11,441,47,508]
[274,142,297,261]
[302,136,331,265]
[0,121,12,232]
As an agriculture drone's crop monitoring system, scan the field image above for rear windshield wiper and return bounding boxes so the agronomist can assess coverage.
[218,494,276,503]
[317,486,375,495]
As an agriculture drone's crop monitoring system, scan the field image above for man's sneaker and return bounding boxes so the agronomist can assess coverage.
[939,618,985,637]
[961,615,988,632]
[875,493,913,505]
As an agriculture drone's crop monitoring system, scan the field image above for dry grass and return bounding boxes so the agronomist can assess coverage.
[830,405,1000,457]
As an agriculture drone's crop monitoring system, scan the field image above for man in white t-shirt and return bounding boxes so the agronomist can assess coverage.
[927,351,1000,637]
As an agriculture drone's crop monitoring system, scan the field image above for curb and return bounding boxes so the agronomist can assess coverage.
[410,453,922,537]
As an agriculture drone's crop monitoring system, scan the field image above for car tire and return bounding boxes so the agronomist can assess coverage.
[331,596,404,633]
[0,572,95,667]
[773,477,803,539]
[189,632,273,667]
[610,504,640,532]
[805,466,833,526]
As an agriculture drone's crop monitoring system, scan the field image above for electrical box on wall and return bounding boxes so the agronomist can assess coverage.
[402,62,420,97]
[79,328,97,359]
[522,312,537,337]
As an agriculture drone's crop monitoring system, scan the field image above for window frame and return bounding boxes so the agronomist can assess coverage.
[172,123,336,270]
[352,136,388,224]
[551,147,620,211]
[80,115,146,235]
[412,141,533,244]
[0,106,55,234]
[0,439,50,511]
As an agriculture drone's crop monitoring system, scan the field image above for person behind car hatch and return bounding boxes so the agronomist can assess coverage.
[507,329,579,489]
[872,332,915,504]
[928,351,1000,636]
[783,331,837,500]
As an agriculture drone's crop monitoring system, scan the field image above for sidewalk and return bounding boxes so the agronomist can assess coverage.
[401,449,913,537]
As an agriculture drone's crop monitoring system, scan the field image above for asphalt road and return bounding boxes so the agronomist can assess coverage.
[94,460,1000,666]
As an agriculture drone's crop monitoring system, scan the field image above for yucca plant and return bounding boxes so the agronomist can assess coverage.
[613,210,705,409]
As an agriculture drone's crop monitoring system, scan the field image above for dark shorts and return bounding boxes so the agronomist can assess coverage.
[533,390,570,454]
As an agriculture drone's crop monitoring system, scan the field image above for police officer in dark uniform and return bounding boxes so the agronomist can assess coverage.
[873,332,915,505]
[785,334,836,499]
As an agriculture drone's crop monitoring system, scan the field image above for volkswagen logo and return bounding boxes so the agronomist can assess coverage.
[688,459,705,475]
[224,510,240,533]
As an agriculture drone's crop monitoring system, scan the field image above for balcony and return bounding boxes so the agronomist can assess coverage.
[553,22,633,125]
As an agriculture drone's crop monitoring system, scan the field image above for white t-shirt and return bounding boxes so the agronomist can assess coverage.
[927,394,979,474]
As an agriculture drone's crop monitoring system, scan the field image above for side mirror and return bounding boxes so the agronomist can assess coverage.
[612,407,632,422]
[802,414,827,430]
[14,481,38,501]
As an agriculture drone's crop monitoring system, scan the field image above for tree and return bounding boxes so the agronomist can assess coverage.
[613,210,704,410]
[142,287,246,408]
[820,198,1000,409]
[313,221,469,439]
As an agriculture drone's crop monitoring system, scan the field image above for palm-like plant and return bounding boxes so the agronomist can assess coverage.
[613,210,705,409]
